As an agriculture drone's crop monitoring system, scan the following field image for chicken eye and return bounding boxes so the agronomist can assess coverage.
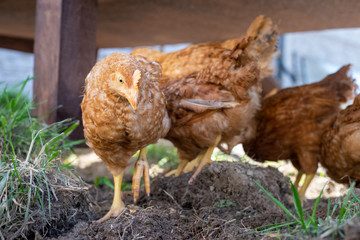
[119,78,123,83]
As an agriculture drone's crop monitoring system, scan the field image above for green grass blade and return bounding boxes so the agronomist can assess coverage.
[352,192,360,203]
[0,172,9,196]
[338,182,355,224]
[63,121,79,136]
[63,139,86,149]
[308,184,325,231]
[254,180,300,223]
[94,176,114,190]
[331,203,339,218]
[11,157,23,191]
[290,181,307,233]
[255,221,298,231]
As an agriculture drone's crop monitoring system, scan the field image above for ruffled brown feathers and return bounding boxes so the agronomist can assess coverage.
[81,52,170,173]
[243,65,356,175]
[321,95,360,186]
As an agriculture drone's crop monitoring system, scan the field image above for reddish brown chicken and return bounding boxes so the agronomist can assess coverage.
[132,15,277,80]
[321,95,360,186]
[243,65,356,199]
[162,41,261,182]
[81,53,170,221]
[132,16,278,181]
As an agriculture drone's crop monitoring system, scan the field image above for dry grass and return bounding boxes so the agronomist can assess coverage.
[0,78,88,239]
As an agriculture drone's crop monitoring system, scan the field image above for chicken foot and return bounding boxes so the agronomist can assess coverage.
[189,135,221,183]
[183,153,205,173]
[132,148,150,203]
[165,158,188,177]
[97,170,125,222]
[165,153,205,177]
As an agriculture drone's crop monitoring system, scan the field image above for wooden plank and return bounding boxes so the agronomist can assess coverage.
[2,0,360,48]
[96,0,360,47]
[34,0,97,141]
[0,35,33,53]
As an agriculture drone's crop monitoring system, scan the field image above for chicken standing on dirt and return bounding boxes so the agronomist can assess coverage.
[132,15,277,181]
[243,65,356,199]
[81,53,170,221]
[321,95,360,186]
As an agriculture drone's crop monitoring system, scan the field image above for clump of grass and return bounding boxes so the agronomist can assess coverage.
[253,179,360,239]
[0,78,85,239]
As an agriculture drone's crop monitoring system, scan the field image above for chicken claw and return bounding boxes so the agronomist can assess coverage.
[132,148,150,203]
[97,171,125,222]
[189,135,221,184]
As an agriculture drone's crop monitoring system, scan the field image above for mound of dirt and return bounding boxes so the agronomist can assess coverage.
[55,161,293,239]
[4,172,94,240]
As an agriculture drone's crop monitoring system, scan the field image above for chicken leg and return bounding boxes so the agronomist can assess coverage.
[294,170,304,189]
[132,148,150,203]
[298,174,315,201]
[97,170,125,222]
[189,135,221,183]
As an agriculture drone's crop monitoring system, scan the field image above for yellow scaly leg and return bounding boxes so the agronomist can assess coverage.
[294,170,304,189]
[97,170,125,222]
[298,174,315,201]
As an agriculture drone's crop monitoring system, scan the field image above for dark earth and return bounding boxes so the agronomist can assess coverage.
[11,161,360,240]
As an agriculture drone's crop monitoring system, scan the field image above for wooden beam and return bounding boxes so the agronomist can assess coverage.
[34,0,97,140]
[0,35,34,53]
[3,0,360,49]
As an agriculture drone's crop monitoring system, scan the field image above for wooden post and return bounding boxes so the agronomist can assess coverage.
[34,0,97,141]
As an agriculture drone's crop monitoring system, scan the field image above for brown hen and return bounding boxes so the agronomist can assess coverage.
[321,95,360,186]
[243,65,356,199]
[132,15,277,80]
[81,52,170,221]
[132,15,278,181]
[162,40,261,182]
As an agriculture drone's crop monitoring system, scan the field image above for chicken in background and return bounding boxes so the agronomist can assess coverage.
[81,53,170,221]
[132,15,278,182]
[132,15,277,80]
[243,65,356,199]
[162,40,261,182]
[321,95,360,186]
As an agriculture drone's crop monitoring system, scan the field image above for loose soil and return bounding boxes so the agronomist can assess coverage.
[54,161,293,240]
[12,161,360,240]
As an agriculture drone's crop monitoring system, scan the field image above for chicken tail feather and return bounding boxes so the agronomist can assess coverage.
[320,64,356,103]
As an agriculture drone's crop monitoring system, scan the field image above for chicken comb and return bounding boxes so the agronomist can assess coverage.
[132,69,141,90]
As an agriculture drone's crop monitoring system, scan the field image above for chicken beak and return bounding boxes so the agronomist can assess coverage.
[126,89,138,110]
[127,69,141,110]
